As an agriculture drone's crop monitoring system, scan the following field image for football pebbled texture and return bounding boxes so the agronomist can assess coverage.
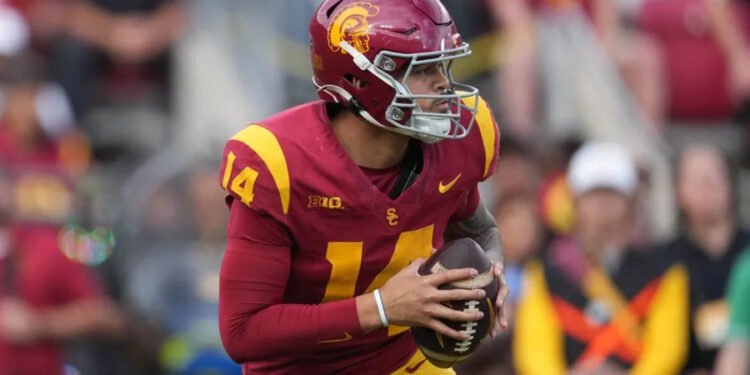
[411,237,499,368]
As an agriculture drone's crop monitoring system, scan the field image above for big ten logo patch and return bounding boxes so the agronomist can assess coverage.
[308,195,343,210]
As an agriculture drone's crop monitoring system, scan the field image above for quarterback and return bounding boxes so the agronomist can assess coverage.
[218,0,508,374]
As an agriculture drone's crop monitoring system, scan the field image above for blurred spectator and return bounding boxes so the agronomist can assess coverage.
[536,138,581,236]
[124,165,239,375]
[7,0,187,119]
[0,66,127,375]
[0,224,126,375]
[480,135,542,211]
[638,0,750,124]
[514,142,689,375]
[486,0,538,141]
[0,62,89,219]
[714,248,750,375]
[488,0,666,142]
[455,193,545,375]
[706,0,750,108]
[495,194,545,312]
[0,1,28,70]
[662,144,749,374]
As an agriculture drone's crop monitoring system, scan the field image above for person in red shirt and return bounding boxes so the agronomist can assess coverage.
[217,1,509,374]
[487,0,666,141]
[0,73,126,375]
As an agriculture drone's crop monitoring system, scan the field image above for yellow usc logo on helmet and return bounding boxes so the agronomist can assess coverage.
[327,2,380,55]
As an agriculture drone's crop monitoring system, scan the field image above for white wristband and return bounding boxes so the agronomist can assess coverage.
[373,289,389,327]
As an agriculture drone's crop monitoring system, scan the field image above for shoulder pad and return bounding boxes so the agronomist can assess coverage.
[461,94,500,180]
[220,124,291,215]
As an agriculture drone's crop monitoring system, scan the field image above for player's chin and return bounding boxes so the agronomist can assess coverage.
[431,103,450,113]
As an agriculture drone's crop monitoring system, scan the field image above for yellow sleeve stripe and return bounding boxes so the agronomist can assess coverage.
[461,95,496,178]
[231,125,291,215]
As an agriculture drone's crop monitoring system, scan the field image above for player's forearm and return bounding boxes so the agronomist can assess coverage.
[219,238,366,362]
[38,299,126,341]
[591,0,619,43]
[148,1,187,48]
[355,292,385,333]
[62,0,116,48]
[445,202,504,263]
[489,0,535,46]
[220,298,363,363]
[707,0,749,58]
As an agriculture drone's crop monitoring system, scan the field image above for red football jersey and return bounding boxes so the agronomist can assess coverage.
[219,96,499,374]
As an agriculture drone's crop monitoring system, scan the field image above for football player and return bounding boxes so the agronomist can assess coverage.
[218,0,508,373]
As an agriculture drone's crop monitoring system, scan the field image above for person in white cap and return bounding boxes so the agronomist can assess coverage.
[514,142,690,375]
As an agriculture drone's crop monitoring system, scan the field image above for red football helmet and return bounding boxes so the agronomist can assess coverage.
[309,0,479,143]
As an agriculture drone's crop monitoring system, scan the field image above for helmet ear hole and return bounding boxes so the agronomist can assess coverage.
[344,74,369,88]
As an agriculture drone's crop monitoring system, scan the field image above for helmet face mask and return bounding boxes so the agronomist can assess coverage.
[310,0,479,143]
[376,45,479,143]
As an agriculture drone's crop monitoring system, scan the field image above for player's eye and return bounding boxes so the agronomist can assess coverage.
[414,63,438,75]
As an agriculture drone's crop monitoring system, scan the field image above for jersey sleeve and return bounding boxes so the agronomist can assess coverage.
[728,250,750,341]
[220,124,292,221]
[461,94,501,183]
[449,185,481,223]
[219,201,364,363]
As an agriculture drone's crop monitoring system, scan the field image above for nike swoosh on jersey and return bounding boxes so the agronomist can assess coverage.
[405,359,428,373]
[438,173,462,194]
[317,332,352,344]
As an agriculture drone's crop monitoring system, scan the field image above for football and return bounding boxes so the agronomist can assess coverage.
[411,238,499,368]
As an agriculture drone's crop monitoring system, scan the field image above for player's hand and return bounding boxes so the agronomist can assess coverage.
[729,51,750,99]
[489,260,510,338]
[379,258,486,341]
[107,16,163,64]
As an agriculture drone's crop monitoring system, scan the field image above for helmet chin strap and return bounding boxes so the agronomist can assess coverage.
[314,78,416,138]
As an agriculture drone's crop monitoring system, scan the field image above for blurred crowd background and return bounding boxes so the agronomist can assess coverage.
[0,0,749,374]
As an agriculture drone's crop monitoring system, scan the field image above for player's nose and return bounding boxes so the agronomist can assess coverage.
[434,71,449,94]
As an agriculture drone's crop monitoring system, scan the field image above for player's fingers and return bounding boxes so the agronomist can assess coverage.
[489,298,501,338]
[429,304,484,323]
[434,288,484,302]
[499,300,509,329]
[492,261,504,277]
[431,247,438,255]
[406,258,427,273]
[424,267,477,286]
[490,303,508,337]
[496,277,510,329]
[426,319,470,341]
[495,284,510,308]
